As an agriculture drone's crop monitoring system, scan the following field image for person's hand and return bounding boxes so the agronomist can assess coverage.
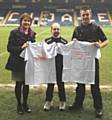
[95,40,109,48]
[95,42,101,48]
[21,43,29,49]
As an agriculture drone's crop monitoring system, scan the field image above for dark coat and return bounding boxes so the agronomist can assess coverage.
[5,27,36,72]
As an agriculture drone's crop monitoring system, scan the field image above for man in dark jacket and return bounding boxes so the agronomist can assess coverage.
[68,7,109,118]
[43,23,68,111]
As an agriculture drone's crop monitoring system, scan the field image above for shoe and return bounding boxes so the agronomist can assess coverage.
[95,109,103,118]
[17,104,24,115]
[68,103,83,111]
[59,102,66,111]
[43,101,51,111]
[23,104,32,113]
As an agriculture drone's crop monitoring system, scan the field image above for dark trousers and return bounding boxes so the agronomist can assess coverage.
[45,66,66,102]
[15,81,29,106]
[74,59,103,109]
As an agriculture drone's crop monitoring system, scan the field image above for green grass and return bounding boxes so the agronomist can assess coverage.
[0,26,112,84]
[0,87,112,120]
[0,26,112,120]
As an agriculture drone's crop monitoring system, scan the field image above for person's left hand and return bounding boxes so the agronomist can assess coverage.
[95,42,101,48]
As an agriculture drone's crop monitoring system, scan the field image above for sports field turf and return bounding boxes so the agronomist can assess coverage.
[0,26,112,85]
[0,26,112,120]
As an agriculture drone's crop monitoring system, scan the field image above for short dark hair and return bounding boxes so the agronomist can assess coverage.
[20,13,32,25]
[80,6,91,12]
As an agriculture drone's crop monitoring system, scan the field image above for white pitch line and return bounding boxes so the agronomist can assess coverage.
[36,28,50,36]
[0,84,112,91]
[0,28,50,57]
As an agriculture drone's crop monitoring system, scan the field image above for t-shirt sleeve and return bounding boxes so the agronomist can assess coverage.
[97,26,107,42]
[71,27,79,41]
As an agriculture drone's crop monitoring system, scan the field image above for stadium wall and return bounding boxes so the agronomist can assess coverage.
[0,1,112,26]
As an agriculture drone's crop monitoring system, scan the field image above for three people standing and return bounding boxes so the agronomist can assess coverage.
[5,7,109,118]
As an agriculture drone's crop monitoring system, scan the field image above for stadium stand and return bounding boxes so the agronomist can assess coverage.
[0,11,5,24]
[0,0,112,26]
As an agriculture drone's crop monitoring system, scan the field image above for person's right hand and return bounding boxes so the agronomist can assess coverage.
[21,42,29,49]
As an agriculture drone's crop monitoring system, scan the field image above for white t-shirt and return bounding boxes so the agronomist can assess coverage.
[59,40,100,84]
[20,40,101,85]
[20,42,57,85]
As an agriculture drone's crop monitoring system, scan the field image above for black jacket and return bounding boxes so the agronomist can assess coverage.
[5,27,36,72]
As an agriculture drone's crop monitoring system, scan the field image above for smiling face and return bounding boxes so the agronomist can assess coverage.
[21,17,31,30]
[20,13,32,30]
[51,23,61,38]
[80,9,92,25]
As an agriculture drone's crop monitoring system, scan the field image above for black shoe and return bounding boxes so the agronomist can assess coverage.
[23,104,32,113]
[95,109,103,118]
[17,104,24,115]
[68,104,83,111]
